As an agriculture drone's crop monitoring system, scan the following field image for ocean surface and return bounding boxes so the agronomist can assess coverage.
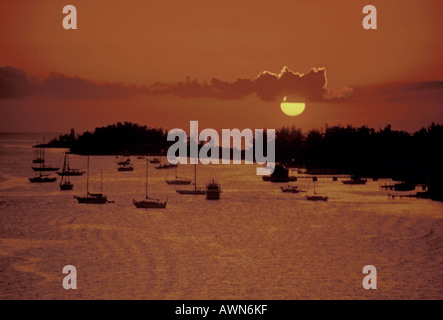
[1,133,442,299]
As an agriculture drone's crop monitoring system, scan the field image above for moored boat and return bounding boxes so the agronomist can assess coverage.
[74,156,107,204]
[281,185,302,193]
[165,164,192,185]
[206,179,221,200]
[29,173,57,183]
[133,159,166,208]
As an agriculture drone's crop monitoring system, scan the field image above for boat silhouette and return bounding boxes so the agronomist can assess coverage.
[206,179,221,200]
[176,162,205,195]
[165,164,192,185]
[74,156,107,204]
[306,178,328,201]
[29,172,57,183]
[133,159,167,208]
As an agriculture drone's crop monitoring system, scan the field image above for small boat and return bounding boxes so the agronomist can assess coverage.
[57,169,84,176]
[117,164,134,171]
[117,157,131,165]
[74,156,107,204]
[306,195,329,201]
[137,156,145,159]
[32,165,59,172]
[342,176,367,185]
[32,139,45,163]
[29,173,57,183]
[75,193,107,204]
[59,153,74,190]
[206,179,221,200]
[281,185,302,193]
[60,180,74,190]
[133,159,166,209]
[166,165,192,185]
[176,162,206,195]
[155,163,178,170]
[149,158,161,164]
[56,152,84,176]
[306,179,328,201]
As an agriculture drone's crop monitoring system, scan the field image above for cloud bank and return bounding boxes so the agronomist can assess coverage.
[1,66,441,104]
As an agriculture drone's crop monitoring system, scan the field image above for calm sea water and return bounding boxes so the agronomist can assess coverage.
[0,133,442,299]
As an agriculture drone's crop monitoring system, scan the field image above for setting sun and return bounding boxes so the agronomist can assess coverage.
[280,97,306,116]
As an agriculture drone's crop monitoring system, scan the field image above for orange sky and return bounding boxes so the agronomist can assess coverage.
[0,0,442,132]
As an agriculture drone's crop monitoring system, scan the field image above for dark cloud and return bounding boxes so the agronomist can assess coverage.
[1,65,341,102]
[150,66,334,102]
[0,66,38,99]
[350,81,443,103]
[43,73,146,100]
[2,65,440,104]
[0,66,146,100]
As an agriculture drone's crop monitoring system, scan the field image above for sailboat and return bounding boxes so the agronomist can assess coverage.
[149,157,160,164]
[306,177,328,201]
[165,164,192,185]
[32,141,44,163]
[133,159,167,208]
[117,162,134,171]
[31,141,59,172]
[117,156,131,165]
[29,172,57,183]
[59,152,74,190]
[74,156,107,204]
[281,185,303,193]
[56,152,84,176]
[176,162,205,195]
[155,162,177,169]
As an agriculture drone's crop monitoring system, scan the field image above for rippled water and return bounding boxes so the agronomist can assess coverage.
[1,133,442,299]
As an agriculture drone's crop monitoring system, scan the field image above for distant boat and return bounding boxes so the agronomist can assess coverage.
[306,178,328,201]
[137,156,145,159]
[149,158,161,164]
[56,153,84,176]
[176,162,205,195]
[29,173,57,183]
[155,163,178,170]
[31,139,59,171]
[74,156,107,204]
[32,165,59,172]
[206,179,221,200]
[281,185,302,193]
[32,141,45,163]
[342,176,367,185]
[165,164,192,185]
[133,159,166,209]
[117,157,131,165]
[117,163,134,171]
[59,152,74,190]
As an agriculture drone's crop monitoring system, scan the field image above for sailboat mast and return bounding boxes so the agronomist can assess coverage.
[100,169,103,194]
[42,137,45,167]
[146,159,148,199]
[86,156,89,195]
[194,162,197,191]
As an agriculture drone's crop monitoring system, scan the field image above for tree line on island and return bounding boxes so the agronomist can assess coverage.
[41,121,443,200]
